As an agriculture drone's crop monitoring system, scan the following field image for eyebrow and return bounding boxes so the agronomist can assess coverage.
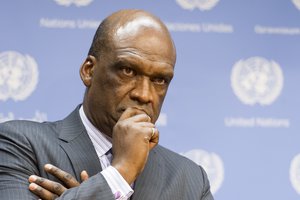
[116,48,175,66]
[115,57,174,78]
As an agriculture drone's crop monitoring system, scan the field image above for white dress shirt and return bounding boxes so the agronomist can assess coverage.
[79,106,133,199]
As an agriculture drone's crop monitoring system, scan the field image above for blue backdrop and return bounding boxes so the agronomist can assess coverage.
[1,0,300,199]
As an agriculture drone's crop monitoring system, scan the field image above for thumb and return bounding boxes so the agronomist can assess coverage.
[80,170,89,182]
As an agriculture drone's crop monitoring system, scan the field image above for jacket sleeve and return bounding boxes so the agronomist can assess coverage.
[0,122,115,200]
[58,174,115,200]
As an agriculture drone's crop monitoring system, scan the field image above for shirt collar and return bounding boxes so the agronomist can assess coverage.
[79,106,112,158]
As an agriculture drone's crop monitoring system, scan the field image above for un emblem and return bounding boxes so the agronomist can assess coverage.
[176,0,219,11]
[0,51,39,101]
[181,149,224,194]
[231,57,284,106]
[290,154,300,195]
[292,0,300,10]
[54,0,93,7]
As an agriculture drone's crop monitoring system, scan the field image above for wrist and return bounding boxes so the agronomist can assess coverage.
[112,162,138,185]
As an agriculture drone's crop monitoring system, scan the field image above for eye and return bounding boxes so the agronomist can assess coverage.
[121,67,136,77]
[152,77,168,85]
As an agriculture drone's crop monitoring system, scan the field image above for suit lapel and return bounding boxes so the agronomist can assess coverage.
[131,147,165,200]
[58,106,101,180]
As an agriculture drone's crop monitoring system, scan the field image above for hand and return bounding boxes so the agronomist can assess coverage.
[28,164,89,200]
[111,107,159,185]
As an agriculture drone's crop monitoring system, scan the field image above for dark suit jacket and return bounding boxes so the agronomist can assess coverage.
[0,107,214,200]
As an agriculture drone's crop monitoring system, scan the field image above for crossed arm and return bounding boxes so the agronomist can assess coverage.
[1,108,158,199]
[28,164,89,200]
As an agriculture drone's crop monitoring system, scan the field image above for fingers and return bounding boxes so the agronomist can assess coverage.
[80,170,89,182]
[28,176,62,199]
[143,127,157,140]
[150,127,156,138]
[28,166,89,199]
[44,164,80,188]
[29,183,58,200]
[118,107,151,122]
[134,121,155,128]
[149,127,159,149]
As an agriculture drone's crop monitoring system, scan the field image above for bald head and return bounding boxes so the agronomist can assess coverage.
[88,9,176,62]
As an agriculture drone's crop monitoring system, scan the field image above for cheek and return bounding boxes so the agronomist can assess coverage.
[155,87,168,103]
[102,76,136,109]
[94,72,124,97]
[153,90,167,113]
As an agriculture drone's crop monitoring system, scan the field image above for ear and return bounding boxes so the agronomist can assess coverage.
[80,55,97,87]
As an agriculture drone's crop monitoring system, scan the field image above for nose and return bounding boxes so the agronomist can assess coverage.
[129,77,153,104]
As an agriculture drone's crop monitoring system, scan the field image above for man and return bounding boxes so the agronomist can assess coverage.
[0,9,213,200]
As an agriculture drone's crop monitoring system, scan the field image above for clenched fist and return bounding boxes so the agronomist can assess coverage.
[111,107,159,184]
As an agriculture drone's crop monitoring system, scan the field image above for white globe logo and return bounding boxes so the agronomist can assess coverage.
[54,0,93,7]
[231,57,284,106]
[176,0,219,11]
[182,149,224,194]
[0,51,39,101]
[290,154,300,195]
[292,0,300,10]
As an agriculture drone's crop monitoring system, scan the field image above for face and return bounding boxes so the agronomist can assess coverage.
[81,16,176,137]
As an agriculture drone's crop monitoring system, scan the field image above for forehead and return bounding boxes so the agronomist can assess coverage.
[112,33,175,77]
[111,16,176,67]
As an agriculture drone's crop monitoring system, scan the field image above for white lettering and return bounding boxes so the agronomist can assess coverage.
[77,19,101,29]
[40,18,76,29]
[255,118,290,128]
[166,22,201,32]
[255,25,300,35]
[166,22,233,33]
[224,117,290,128]
[224,117,255,127]
[202,23,233,33]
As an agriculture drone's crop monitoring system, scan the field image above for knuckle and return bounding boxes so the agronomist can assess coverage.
[35,185,43,193]
[33,185,45,197]
[118,120,127,127]
[51,167,59,174]
[63,173,72,180]
[36,177,45,184]
[53,183,63,193]
[123,122,130,130]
